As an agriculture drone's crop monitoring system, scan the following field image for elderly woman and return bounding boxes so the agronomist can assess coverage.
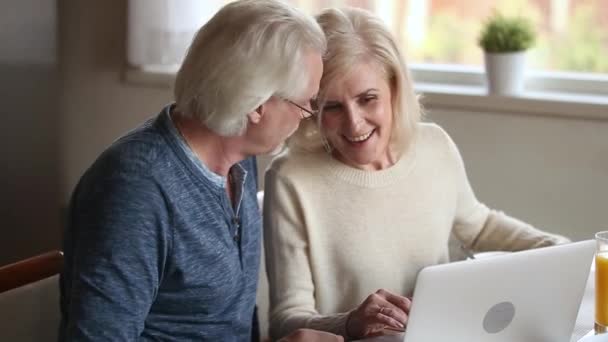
[263,7,570,341]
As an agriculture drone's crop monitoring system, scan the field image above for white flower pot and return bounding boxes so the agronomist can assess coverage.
[484,51,527,96]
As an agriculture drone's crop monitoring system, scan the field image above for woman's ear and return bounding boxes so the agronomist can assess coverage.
[246,105,264,124]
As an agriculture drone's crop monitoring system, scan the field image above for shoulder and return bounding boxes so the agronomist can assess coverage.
[74,117,175,204]
[415,122,461,158]
[416,122,454,146]
[266,148,324,180]
[88,117,171,182]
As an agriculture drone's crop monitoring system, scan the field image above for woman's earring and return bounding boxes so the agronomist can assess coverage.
[321,136,332,154]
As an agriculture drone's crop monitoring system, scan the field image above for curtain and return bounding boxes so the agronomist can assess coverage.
[127,0,227,72]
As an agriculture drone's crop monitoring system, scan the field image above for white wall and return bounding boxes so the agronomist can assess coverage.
[427,108,608,241]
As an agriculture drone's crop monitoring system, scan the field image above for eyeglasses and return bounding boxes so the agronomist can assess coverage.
[285,99,318,120]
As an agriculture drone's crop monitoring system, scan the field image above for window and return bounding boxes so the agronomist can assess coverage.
[127,0,608,96]
[293,0,608,75]
[127,0,230,72]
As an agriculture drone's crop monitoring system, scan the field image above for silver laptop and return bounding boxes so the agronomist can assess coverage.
[403,240,595,342]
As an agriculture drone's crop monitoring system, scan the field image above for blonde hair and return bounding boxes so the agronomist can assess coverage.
[289,7,422,155]
[174,0,326,136]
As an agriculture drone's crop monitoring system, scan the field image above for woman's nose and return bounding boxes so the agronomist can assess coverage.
[344,105,364,129]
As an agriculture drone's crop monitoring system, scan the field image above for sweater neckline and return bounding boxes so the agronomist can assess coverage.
[156,104,227,193]
[321,139,418,188]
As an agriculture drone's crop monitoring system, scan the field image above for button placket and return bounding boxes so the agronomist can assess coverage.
[232,217,241,243]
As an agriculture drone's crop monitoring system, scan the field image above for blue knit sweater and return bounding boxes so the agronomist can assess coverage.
[59,105,261,341]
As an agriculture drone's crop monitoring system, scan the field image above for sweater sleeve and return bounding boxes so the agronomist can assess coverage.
[444,131,570,252]
[263,169,350,340]
[60,175,171,341]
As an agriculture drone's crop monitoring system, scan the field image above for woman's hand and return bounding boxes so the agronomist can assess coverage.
[279,328,344,342]
[346,289,412,339]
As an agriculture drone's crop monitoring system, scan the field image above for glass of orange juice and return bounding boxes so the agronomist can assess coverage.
[596,231,608,334]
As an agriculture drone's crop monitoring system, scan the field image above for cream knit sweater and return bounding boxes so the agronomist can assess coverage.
[263,123,569,340]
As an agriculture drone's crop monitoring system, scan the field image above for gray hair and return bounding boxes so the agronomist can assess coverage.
[174,0,326,136]
[289,7,422,155]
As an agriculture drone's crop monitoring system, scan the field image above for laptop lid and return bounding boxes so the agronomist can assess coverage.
[403,240,595,342]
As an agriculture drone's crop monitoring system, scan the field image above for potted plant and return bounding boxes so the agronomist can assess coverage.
[478,13,536,95]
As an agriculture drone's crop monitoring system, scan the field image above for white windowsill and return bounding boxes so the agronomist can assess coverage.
[417,83,608,121]
[124,68,175,87]
[124,68,608,122]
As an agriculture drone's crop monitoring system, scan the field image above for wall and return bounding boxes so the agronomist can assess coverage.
[2,0,604,266]
[427,108,608,241]
[58,0,279,196]
[0,1,61,265]
[59,0,172,202]
[0,0,173,265]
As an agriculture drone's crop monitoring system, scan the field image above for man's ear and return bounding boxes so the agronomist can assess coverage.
[246,105,264,124]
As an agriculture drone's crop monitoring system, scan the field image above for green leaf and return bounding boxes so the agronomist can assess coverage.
[478,12,535,52]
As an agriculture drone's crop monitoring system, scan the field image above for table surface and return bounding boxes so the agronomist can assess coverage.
[357,266,596,342]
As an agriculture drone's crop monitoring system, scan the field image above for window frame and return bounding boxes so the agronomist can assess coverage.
[410,63,608,97]
[124,61,608,122]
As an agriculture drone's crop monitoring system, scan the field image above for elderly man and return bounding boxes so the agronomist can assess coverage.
[59,1,341,341]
